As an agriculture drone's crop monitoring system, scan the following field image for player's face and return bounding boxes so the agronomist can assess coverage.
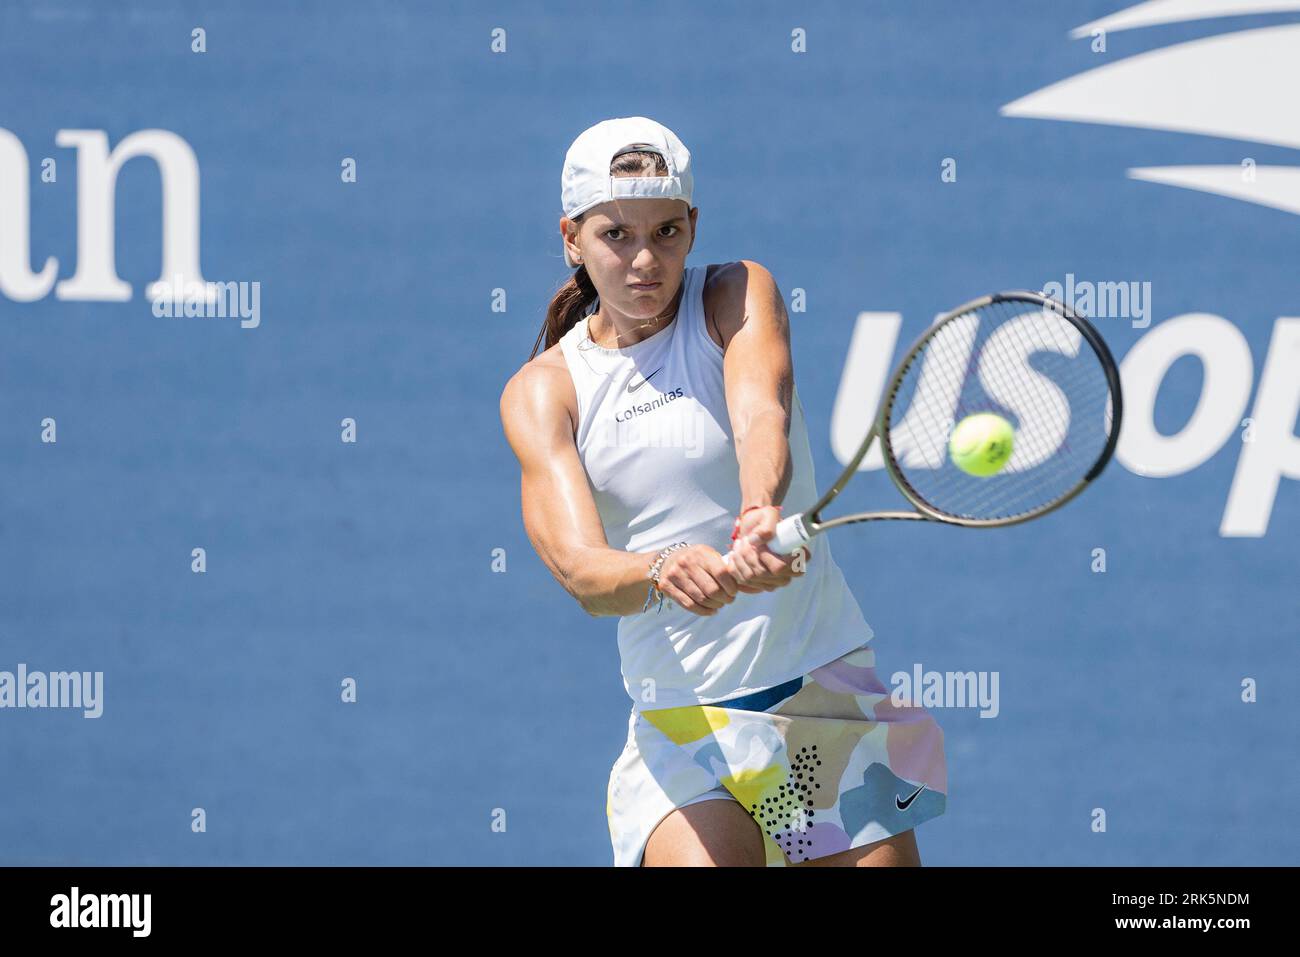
[570,199,696,319]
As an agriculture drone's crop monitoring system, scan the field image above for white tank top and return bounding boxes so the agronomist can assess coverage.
[558,263,875,710]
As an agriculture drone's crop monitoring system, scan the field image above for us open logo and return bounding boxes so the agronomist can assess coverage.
[831,5,1300,538]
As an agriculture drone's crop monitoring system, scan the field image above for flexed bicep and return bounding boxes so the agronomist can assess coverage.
[500,362,611,606]
[713,260,794,445]
[705,260,797,517]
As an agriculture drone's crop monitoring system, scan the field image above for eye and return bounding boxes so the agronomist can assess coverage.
[658,225,679,237]
[605,228,624,240]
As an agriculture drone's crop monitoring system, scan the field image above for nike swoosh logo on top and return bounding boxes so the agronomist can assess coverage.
[895,784,926,810]
[627,368,662,393]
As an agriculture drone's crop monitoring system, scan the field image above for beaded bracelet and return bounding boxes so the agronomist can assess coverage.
[643,542,689,613]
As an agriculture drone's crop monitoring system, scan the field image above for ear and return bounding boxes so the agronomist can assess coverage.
[560,217,582,263]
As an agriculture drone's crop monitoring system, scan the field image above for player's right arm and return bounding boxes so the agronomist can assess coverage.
[499,359,754,618]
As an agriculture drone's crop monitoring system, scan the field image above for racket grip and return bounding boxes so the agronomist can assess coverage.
[770,513,812,555]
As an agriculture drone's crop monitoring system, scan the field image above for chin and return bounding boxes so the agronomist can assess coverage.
[623,290,664,310]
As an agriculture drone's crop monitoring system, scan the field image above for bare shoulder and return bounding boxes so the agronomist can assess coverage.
[701,260,786,352]
[499,341,579,447]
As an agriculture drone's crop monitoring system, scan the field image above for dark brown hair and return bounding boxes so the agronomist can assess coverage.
[529,149,671,360]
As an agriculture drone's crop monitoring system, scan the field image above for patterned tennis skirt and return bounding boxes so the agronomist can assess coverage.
[606,642,947,866]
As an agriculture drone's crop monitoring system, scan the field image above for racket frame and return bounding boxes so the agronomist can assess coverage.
[773,290,1123,551]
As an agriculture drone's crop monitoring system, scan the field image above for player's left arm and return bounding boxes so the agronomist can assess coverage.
[707,260,807,583]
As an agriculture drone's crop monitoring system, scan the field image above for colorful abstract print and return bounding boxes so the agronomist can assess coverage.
[607,643,948,866]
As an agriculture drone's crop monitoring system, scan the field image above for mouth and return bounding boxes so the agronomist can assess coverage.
[628,281,661,291]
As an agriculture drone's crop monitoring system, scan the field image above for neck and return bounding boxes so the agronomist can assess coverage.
[588,279,685,349]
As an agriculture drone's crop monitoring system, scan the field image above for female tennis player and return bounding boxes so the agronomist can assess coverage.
[500,117,947,867]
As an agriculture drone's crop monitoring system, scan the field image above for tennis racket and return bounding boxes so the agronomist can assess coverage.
[725,290,1122,563]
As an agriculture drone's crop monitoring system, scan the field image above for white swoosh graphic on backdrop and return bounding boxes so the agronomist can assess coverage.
[1071,0,1300,37]
[1002,22,1300,215]
[1002,25,1300,148]
[1129,164,1300,214]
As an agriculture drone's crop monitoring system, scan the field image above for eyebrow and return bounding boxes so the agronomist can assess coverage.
[603,216,688,228]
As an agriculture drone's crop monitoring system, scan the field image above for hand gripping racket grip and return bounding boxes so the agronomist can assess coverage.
[721,512,812,568]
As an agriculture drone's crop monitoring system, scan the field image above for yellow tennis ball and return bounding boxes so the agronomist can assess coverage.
[949,413,1015,477]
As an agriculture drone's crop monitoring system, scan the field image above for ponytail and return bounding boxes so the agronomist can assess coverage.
[530,262,598,360]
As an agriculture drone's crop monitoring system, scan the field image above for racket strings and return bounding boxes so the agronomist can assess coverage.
[960,302,1107,516]
[911,302,1110,517]
[917,304,1105,517]
[886,298,1115,521]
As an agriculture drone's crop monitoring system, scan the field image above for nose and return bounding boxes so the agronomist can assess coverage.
[630,244,657,270]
